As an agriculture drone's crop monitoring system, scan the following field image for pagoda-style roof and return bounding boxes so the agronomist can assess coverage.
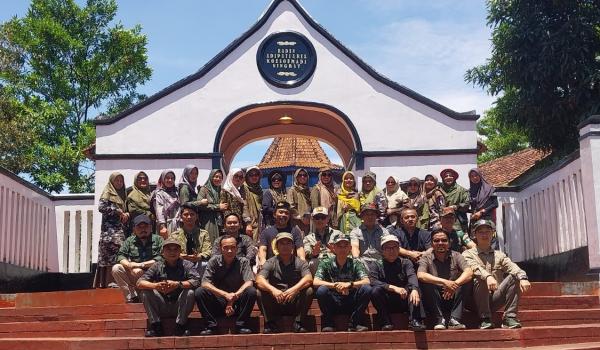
[258,137,343,170]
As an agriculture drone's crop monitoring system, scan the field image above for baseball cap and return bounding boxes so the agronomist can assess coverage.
[162,237,182,249]
[133,214,152,226]
[312,207,329,216]
[471,219,496,233]
[380,234,400,247]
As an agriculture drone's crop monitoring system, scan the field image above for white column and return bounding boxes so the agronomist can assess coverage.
[579,116,600,270]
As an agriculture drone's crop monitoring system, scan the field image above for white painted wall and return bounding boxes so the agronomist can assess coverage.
[580,123,600,269]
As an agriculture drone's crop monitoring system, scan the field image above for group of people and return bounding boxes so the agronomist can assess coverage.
[96,165,528,336]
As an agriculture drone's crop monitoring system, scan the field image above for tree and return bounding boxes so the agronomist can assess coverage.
[0,0,151,193]
[477,108,529,163]
[466,0,600,155]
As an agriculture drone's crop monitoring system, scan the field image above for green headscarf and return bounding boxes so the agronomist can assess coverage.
[127,171,151,212]
[100,172,126,211]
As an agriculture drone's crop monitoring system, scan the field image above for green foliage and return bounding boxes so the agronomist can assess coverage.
[466,0,600,154]
[0,0,151,193]
[477,108,529,164]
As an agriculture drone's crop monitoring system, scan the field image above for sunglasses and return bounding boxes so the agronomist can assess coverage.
[272,178,282,182]
[321,173,332,177]
[386,181,396,184]
[313,215,328,220]
[297,173,308,178]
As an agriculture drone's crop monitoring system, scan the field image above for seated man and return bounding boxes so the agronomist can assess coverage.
[258,201,305,269]
[303,207,342,274]
[313,234,372,332]
[350,203,391,270]
[195,235,257,335]
[463,220,531,329]
[417,229,473,330]
[439,207,475,252]
[370,235,426,331]
[136,238,200,337]
[211,213,257,264]
[112,214,163,303]
[256,232,313,334]
[387,208,431,263]
[170,203,212,275]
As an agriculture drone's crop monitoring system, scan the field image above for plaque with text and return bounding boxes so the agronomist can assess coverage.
[257,31,317,88]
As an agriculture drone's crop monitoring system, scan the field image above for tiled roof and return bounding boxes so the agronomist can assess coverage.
[479,148,550,187]
[258,137,343,170]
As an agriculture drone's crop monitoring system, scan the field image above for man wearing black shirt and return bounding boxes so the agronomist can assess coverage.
[258,201,305,269]
[387,208,431,262]
[211,213,257,264]
[370,235,426,331]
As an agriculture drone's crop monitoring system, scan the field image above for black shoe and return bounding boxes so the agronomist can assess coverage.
[408,319,426,332]
[381,324,394,331]
[293,321,307,333]
[321,326,335,332]
[349,324,369,332]
[126,295,140,304]
[200,327,215,336]
[174,323,191,337]
[145,322,163,337]
[263,321,279,334]
[236,327,253,334]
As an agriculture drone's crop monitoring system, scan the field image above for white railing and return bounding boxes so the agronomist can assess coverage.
[497,155,587,262]
[0,168,94,273]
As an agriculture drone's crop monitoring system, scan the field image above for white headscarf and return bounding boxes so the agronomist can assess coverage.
[222,168,246,204]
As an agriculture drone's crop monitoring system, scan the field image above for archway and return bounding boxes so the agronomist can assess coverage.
[213,101,362,172]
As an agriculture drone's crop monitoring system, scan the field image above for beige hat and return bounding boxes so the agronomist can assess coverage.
[312,206,329,216]
[380,235,400,248]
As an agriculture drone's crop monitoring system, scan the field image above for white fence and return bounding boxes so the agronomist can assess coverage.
[497,155,588,262]
[0,168,94,273]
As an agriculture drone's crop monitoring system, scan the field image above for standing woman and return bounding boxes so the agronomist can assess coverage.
[422,174,446,230]
[126,171,153,234]
[440,168,470,233]
[154,170,180,239]
[359,171,380,206]
[220,168,246,225]
[243,166,264,241]
[336,171,361,234]
[287,168,312,234]
[178,164,199,206]
[262,170,287,227]
[406,177,428,229]
[310,168,338,228]
[197,169,226,245]
[468,168,498,223]
[375,176,407,226]
[94,172,129,288]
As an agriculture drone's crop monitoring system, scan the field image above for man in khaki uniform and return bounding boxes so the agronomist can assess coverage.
[462,220,531,329]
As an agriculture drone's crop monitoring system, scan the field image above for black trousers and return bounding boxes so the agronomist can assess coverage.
[370,285,425,325]
[194,286,257,328]
[257,287,313,324]
[315,285,372,327]
[421,282,465,321]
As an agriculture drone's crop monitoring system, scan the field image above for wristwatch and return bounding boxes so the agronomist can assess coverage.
[349,282,354,289]
[178,281,184,289]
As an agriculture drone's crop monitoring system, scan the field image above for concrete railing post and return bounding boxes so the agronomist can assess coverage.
[579,116,600,270]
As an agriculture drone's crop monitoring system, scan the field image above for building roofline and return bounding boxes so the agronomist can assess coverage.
[94,0,479,126]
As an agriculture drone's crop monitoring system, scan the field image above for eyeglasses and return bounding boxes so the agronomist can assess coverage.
[297,173,308,178]
[321,173,332,177]
[432,239,449,243]
[382,245,399,251]
[272,178,282,182]
[233,174,244,179]
[138,177,148,180]
[248,173,260,177]
[313,215,328,220]
[386,181,395,184]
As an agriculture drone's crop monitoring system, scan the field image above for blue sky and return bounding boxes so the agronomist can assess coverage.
[2,0,494,169]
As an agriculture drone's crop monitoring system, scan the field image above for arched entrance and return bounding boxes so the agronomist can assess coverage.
[213,101,362,172]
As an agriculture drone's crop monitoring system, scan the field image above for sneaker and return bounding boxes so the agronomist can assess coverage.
[263,321,279,334]
[236,326,253,334]
[501,317,522,329]
[321,326,335,332]
[126,295,140,304]
[479,318,493,329]
[174,323,190,337]
[349,324,369,332]
[293,321,307,333]
[408,319,426,332]
[433,318,446,330]
[144,322,163,337]
[380,324,394,331]
[200,327,216,336]
[447,318,466,330]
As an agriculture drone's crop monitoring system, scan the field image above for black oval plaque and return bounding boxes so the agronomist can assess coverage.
[257,31,317,88]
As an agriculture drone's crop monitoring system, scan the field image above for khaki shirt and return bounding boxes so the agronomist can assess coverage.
[462,247,527,282]
[418,250,469,281]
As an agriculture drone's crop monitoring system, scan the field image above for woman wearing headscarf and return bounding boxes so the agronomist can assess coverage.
[310,168,338,228]
[126,171,153,235]
[94,172,128,288]
[154,170,180,238]
[220,168,247,230]
[197,169,226,245]
[262,170,287,227]
[287,168,312,235]
[468,168,498,223]
[359,171,380,206]
[405,177,428,229]
[336,171,362,234]
[243,166,264,241]
[422,174,446,230]
[374,176,408,226]
[440,168,469,232]
[178,164,199,206]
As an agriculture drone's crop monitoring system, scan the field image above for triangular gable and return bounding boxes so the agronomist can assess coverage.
[94,0,478,126]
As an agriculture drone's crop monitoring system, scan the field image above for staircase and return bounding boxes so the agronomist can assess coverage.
[0,282,599,350]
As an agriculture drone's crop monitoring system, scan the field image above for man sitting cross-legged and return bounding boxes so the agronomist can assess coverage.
[313,234,372,332]
[112,214,163,303]
[417,228,473,330]
[136,238,200,337]
[195,235,257,335]
[256,232,314,334]
[370,235,426,331]
[463,220,531,329]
